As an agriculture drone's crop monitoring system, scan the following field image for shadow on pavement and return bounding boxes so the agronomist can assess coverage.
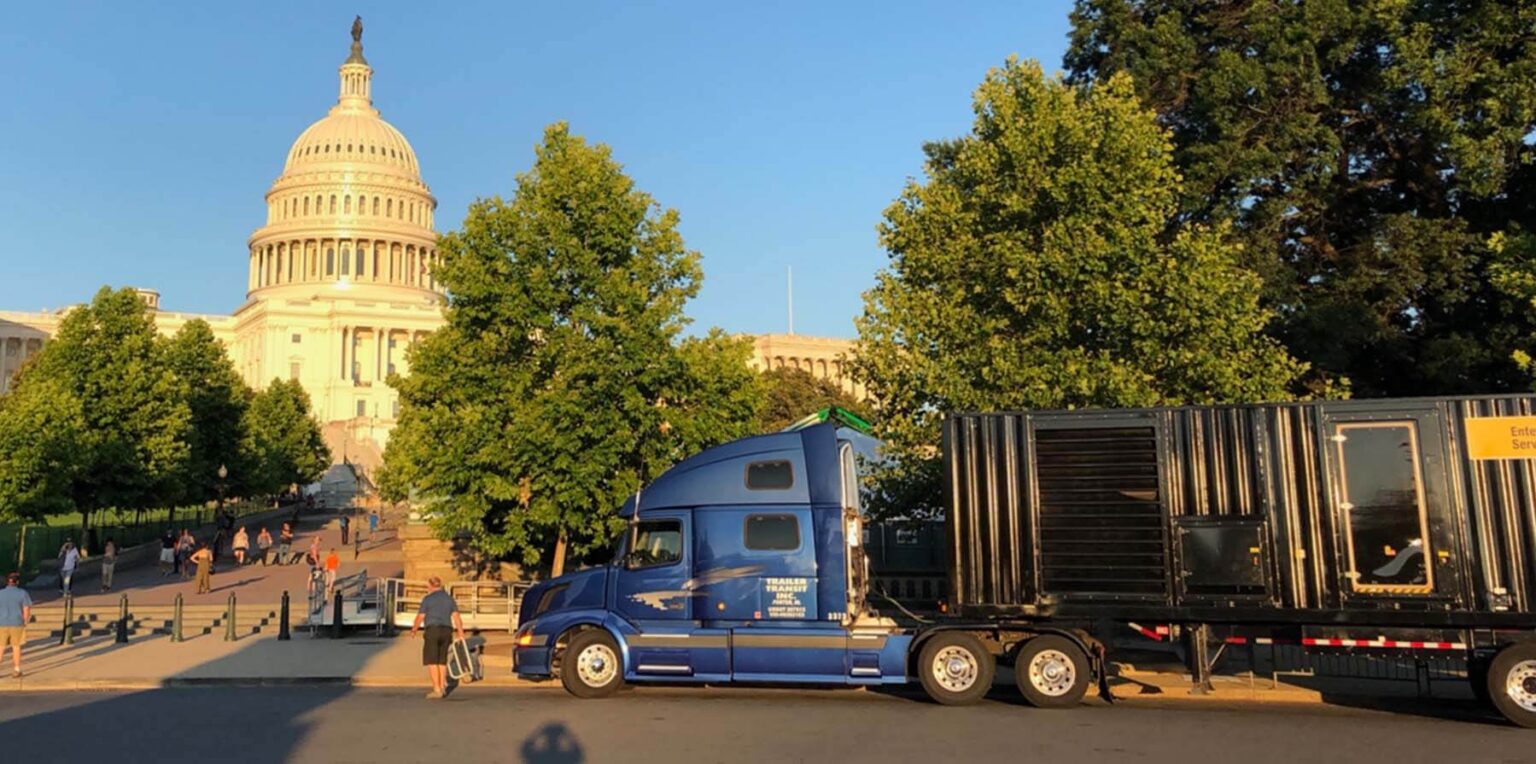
[0,630,396,763]
[520,722,585,764]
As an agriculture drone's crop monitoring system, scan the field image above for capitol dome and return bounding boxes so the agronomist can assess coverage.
[246,22,441,302]
[282,110,422,179]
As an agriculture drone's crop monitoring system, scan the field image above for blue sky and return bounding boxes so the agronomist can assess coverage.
[0,1,1074,338]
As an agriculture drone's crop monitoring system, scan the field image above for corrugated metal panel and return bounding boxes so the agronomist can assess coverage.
[945,395,1536,618]
[1035,426,1165,598]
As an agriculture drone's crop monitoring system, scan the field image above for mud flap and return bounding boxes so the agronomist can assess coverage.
[1092,642,1115,704]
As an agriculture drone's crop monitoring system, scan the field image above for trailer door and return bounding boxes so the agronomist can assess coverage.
[1323,409,1461,603]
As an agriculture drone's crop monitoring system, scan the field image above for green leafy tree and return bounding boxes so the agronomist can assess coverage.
[855,59,1303,519]
[1065,0,1536,396]
[164,319,252,503]
[381,123,760,575]
[668,330,766,449]
[1490,232,1536,379]
[0,375,86,522]
[245,378,329,495]
[21,287,190,533]
[756,366,867,432]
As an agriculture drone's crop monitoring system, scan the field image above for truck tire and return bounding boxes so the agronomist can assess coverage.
[1488,642,1536,728]
[1013,635,1090,709]
[561,630,625,699]
[917,631,995,706]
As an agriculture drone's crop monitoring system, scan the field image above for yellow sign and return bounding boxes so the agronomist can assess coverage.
[1465,416,1536,460]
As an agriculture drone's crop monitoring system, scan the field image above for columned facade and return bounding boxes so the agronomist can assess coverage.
[228,25,445,472]
[749,334,866,399]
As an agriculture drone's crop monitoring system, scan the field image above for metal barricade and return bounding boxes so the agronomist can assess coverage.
[377,577,530,632]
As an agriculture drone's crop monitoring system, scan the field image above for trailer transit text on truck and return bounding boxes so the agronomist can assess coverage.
[512,396,1536,727]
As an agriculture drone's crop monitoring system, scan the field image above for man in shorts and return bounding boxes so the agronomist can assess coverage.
[0,572,33,678]
[409,576,465,699]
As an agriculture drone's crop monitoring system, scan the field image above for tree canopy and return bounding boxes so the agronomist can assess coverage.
[755,366,867,433]
[22,287,191,521]
[855,59,1303,518]
[244,378,330,495]
[380,123,761,574]
[0,375,86,521]
[1065,0,1536,396]
[0,289,329,525]
[164,319,252,503]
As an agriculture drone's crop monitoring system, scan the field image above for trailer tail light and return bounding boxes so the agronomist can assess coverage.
[938,599,949,614]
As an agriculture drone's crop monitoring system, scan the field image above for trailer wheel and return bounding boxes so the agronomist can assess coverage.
[1489,643,1536,728]
[560,630,625,699]
[917,632,994,705]
[1013,635,1090,708]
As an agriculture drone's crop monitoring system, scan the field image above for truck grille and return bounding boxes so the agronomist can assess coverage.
[1034,426,1168,598]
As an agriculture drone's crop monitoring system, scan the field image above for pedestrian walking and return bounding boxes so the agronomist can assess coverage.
[256,527,273,566]
[368,509,380,541]
[233,526,250,566]
[177,530,195,580]
[305,538,323,596]
[191,543,214,595]
[99,538,117,592]
[278,523,294,565]
[57,540,79,595]
[0,572,33,678]
[409,576,465,700]
[159,530,177,575]
[323,548,340,598]
[339,514,350,546]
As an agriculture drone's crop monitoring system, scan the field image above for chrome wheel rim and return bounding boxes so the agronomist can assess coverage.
[1028,649,1077,697]
[932,645,979,693]
[576,643,618,687]
[1506,659,1536,713]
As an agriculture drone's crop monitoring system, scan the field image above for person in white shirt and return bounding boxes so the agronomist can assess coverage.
[58,541,80,595]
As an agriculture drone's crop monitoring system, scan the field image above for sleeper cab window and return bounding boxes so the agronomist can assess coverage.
[627,519,683,569]
[744,514,800,551]
[745,459,793,490]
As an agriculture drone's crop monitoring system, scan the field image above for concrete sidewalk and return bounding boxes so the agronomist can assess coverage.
[0,629,531,692]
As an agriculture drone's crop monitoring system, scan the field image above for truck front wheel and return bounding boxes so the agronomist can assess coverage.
[917,632,995,705]
[560,630,625,699]
[1013,635,1090,708]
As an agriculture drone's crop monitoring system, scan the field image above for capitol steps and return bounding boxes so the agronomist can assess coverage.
[25,604,286,639]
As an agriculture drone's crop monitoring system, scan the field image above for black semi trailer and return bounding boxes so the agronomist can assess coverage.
[943,395,1536,726]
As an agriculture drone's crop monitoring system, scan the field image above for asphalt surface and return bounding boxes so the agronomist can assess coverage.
[0,685,1527,763]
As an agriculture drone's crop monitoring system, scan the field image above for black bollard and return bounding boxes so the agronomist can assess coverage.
[115,593,129,644]
[60,594,74,646]
[331,591,344,639]
[382,585,396,637]
[278,590,291,641]
[171,593,184,643]
[223,592,237,642]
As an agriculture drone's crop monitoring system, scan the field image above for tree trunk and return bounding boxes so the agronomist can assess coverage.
[550,533,568,578]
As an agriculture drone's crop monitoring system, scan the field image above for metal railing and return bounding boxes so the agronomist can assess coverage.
[378,578,531,632]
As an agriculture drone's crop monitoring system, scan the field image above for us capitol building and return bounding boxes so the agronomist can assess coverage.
[0,22,859,473]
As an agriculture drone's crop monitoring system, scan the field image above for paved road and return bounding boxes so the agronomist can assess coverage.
[0,686,1526,763]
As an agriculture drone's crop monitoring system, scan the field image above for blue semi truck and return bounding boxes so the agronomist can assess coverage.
[512,417,1101,708]
[514,397,1536,726]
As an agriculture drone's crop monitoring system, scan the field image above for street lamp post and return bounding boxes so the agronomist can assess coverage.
[217,464,228,511]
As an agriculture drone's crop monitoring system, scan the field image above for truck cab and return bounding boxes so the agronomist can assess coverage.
[513,422,913,696]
